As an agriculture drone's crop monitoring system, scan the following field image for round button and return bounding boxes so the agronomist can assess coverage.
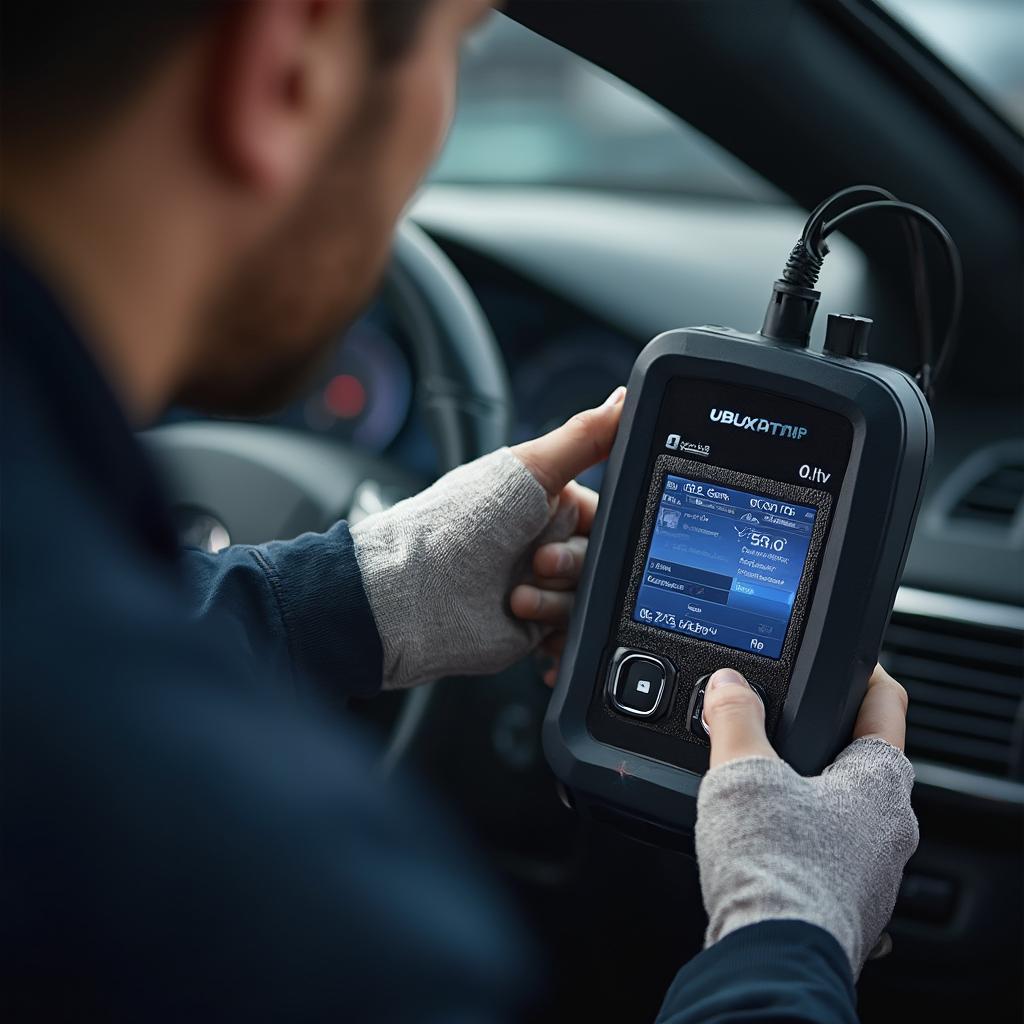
[696,674,766,736]
[611,654,667,718]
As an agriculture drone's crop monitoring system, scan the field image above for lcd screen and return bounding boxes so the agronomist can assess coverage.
[632,474,818,659]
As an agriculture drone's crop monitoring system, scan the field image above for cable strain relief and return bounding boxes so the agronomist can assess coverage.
[782,240,824,288]
[760,279,820,347]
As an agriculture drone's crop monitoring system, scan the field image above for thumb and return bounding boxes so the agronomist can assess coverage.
[852,663,909,750]
[512,387,625,496]
[703,668,778,769]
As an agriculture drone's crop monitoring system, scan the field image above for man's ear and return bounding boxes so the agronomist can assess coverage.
[206,0,366,194]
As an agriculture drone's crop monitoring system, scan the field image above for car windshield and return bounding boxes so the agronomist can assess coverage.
[433,2,1022,195]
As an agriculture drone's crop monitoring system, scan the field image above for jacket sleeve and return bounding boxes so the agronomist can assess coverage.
[5,584,540,1022]
[655,920,858,1024]
[180,521,383,698]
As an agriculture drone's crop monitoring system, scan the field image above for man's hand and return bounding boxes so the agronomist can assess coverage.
[350,387,625,690]
[703,662,909,768]
[509,386,626,685]
[696,664,919,976]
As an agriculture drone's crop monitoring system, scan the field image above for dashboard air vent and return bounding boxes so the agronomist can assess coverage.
[882,607,1023,778]
[951,461,1024,526]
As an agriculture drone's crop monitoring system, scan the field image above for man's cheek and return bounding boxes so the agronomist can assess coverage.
[428,58,458,161]
[394,50,458,189]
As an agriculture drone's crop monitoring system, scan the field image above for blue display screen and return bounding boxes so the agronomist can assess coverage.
[633,474,818,659]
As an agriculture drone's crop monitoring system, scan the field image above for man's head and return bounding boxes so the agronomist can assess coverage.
[1,0,493,417]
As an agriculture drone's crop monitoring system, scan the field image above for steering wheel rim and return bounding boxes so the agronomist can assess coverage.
[386,221,511,470]
[145,218,513,771]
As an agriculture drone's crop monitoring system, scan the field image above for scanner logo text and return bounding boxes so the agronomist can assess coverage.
[709,408,808,440]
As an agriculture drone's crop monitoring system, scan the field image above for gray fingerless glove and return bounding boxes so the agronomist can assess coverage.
[351,447,557,689]
[695,737,919,976]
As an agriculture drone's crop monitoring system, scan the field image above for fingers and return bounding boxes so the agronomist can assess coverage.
[560,481,599,536]
[533,535,588,584]
[512,584,573,687]
[703,668,778,770]
[512,387,625,496]
[852,664,909,750]
[509,584,573,627]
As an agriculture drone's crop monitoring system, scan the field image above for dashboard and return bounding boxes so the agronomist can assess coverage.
[276,313,413,453]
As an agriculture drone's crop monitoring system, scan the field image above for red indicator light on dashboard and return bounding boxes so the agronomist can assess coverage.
[324,374,366,419]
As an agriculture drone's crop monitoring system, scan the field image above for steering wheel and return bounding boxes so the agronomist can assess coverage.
[145,220,513,770]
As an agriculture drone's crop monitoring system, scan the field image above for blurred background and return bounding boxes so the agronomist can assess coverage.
[435,0,1024,189]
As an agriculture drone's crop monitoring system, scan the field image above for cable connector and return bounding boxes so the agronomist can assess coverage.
[759,240,824,346]
[756,186,961,401]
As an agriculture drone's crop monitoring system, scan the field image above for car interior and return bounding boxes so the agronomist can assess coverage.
[148,2,1023,1020]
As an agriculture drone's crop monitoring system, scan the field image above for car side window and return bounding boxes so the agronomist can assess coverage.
[432,15,780,201]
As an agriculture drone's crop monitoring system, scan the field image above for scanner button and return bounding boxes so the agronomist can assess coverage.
[612,655,666,718]
[690,673,766,736]
[689,675,711,736]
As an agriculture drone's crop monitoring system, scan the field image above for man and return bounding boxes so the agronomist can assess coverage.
[1,2,917,1020]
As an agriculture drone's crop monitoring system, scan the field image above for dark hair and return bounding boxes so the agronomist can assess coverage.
[1,1,434,141]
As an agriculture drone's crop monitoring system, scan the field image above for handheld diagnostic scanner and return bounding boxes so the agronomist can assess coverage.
[543,186,961,841]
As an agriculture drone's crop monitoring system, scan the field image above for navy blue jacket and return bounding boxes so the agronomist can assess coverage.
[1,243,857,1022]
